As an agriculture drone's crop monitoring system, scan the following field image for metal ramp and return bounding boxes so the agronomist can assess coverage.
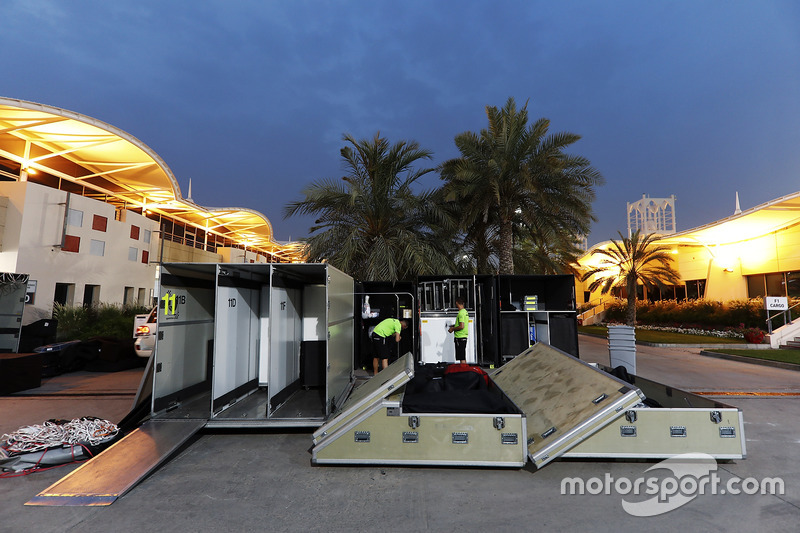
[26,419,205,506]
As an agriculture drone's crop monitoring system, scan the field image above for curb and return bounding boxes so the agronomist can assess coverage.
[699,350,800,372]
[578,333,759,350]
[638,342,767,349]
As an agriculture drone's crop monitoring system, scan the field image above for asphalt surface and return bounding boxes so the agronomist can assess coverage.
[1,337,799,532]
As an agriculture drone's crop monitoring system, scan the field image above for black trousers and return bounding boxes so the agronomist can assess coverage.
[454,337,467,361]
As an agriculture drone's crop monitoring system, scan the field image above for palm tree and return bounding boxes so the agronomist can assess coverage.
[580,230,682,325]
[441,97,603,275]
[283,133,455,281]
[512,222,584,275]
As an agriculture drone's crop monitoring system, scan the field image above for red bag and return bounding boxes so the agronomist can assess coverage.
[444,363,490,387]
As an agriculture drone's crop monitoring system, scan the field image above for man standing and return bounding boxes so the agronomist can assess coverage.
[448,297,468,363]
[371,318,408,376]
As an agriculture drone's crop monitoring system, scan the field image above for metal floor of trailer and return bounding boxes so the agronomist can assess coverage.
[2,339,800,530]
[161,387,328,427]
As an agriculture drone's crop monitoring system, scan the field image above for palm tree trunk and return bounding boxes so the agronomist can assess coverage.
[626,274,636,326]
[498,219,514,275]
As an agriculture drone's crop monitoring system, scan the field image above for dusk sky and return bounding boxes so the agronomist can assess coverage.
[4,1,799,247]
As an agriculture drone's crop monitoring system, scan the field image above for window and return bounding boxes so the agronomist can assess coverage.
[766,273,785,297]
[787,272,800,298]
[128,247,138,261]
[185,226,195,248]
[83,284,100,307]
[143,229,151,244]
[90,239,105,257]
[142,250,149,264]
[137,288,147,306]
[685,279,706,300]
[67,209,83,228]
[124,287,135,306]
[63,235,80,253]
[54,283,75,306]
[674,285,687,301]
[130,225,140,240]
[746,272,800,298]
[747,275,766,298]
[92,214,108,232]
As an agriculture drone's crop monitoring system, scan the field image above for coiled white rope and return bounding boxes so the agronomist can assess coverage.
[0,418,119,454]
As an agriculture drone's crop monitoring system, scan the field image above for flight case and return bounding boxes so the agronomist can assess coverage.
[312,343,645,467]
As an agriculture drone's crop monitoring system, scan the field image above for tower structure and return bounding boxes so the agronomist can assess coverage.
[627,194,676,237]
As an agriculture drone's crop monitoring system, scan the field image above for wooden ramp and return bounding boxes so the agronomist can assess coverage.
[26,419,205,506]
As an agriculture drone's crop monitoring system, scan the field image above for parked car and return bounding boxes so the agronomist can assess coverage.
[134,307,157,358]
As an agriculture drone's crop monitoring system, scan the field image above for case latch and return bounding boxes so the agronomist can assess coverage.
[501,433,518,445]
[452,432,468,444]
[408,416,420,429]
[493,417,505,430]
[402,432,419,443]
[670,426,687,438]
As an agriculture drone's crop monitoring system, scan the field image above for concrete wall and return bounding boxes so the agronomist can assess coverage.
[159,239,222,264]
[218,247,273,264]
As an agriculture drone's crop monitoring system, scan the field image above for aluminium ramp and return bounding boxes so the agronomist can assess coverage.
[26,419,205,506]
[491,343,645,468]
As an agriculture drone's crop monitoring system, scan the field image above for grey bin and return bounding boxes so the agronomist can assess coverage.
[607,325,636,374]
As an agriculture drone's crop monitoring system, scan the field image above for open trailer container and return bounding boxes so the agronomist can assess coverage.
[153,262,355,427]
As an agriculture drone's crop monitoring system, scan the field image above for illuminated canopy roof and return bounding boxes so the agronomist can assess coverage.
[581,191,800,259]
[665,192,800,247]
[0,97,303,261]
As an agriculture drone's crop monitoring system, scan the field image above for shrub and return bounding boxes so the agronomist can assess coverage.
[743,328,766,344]
[598,297,770,329]
[53,303,151,341]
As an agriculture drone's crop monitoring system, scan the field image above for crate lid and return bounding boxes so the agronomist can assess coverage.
[491,343,644,468]
[312,352,414,445]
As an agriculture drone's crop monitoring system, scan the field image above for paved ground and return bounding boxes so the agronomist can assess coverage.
[1,337,799,532]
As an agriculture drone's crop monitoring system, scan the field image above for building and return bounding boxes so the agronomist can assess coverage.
[581,191,800,304]
[0,97,305,324]
[577,191,800,344]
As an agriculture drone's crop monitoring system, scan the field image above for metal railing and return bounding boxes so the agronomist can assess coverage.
[577,298,608,323]
[766,301,800,334]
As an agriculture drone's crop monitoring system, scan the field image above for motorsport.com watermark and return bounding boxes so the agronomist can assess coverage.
[560,453,784,517]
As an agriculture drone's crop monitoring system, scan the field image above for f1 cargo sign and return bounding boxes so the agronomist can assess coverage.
[765,296,789,310]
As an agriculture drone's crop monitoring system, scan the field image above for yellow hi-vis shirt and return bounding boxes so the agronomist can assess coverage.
[454,308,468,339]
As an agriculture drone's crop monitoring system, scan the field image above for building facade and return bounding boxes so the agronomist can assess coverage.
[578,192,800,306]
[0,97,304,324]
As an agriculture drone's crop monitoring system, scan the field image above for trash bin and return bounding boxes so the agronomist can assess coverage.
[607,324,636,374]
